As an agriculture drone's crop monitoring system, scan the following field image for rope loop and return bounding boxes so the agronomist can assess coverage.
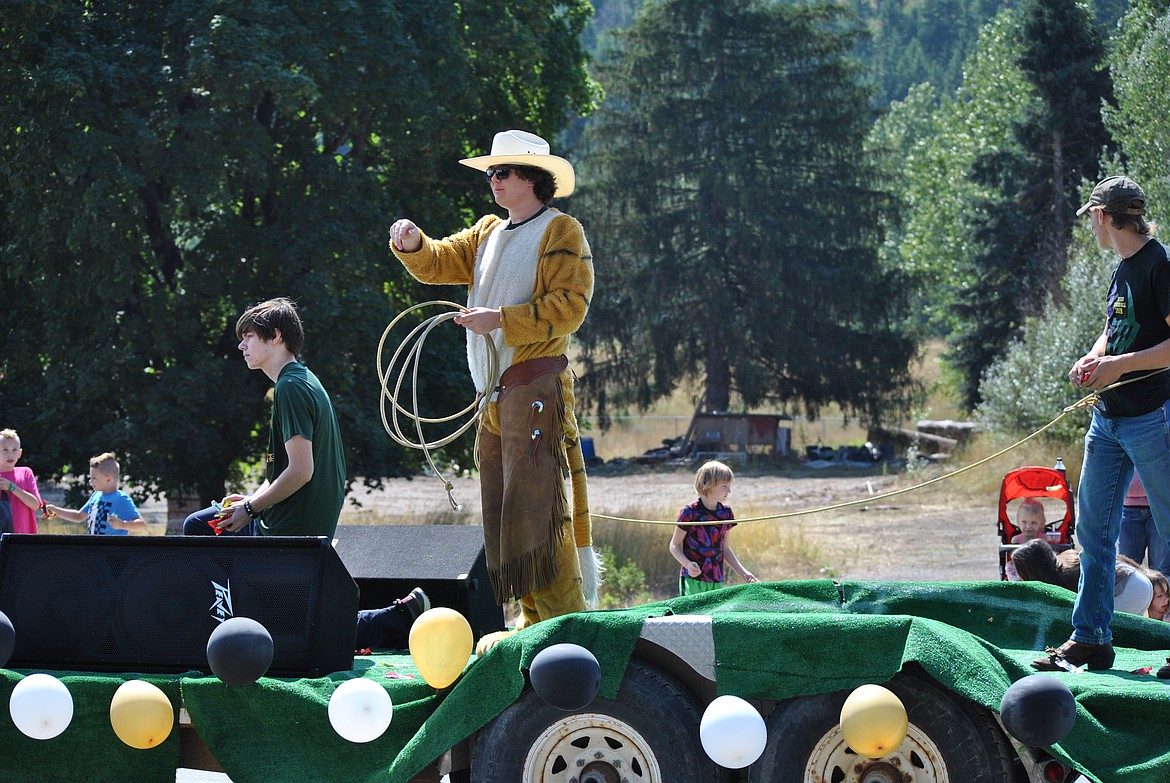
[377,301,498,510]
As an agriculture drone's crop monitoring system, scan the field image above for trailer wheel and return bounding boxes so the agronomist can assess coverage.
[471,660,728,783]
[748,672,1014,783]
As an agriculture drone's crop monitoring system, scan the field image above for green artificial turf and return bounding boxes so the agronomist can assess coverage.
[3,581,1169,783]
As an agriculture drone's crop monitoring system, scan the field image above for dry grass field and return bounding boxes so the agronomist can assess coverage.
[335,444,1067,601]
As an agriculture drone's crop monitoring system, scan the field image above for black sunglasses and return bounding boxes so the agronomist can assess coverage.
[485,167,514,182]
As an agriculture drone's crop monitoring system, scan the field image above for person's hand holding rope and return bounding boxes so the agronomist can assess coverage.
[1070,353,1124,391]
[454,307,502,334]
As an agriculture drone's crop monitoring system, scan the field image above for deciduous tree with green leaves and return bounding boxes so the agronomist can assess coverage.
[1104,0,1170,210]
[0,1,596,507]
[868,10,1037,339]
[574,0,919,429]
[946,0,1113,408]
[873,2,1113,410]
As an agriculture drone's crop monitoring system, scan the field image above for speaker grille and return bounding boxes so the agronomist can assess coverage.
[0,535,358,677]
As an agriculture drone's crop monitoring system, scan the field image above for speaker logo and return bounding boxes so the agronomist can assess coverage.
[210,579,234,623]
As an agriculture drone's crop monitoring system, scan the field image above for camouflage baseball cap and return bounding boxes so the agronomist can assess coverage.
[1076,175,1146,216]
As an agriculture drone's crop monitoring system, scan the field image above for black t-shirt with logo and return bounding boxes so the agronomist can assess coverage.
[1100,239,1170,418]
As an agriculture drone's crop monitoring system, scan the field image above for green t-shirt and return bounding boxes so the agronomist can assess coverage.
[261,362,346,537]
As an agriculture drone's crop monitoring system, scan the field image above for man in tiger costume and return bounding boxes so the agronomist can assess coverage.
[389,130,598,650]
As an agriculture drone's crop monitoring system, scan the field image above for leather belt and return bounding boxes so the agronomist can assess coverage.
[498,354,569,391]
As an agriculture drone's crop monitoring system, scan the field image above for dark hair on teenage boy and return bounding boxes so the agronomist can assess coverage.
[236,297,305,357]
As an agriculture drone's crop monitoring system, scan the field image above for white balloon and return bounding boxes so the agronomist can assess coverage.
[700,695,767,769]
[9,673,74,740]
[328,678,393,743]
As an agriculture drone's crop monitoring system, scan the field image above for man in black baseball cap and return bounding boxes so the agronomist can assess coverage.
[1075,175,1147,217]
[1035,174,1170,674]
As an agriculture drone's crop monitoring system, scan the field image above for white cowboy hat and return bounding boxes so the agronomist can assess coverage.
[459,129,575,198]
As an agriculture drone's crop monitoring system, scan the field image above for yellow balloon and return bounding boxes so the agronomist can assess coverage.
[409,607,473,689]
[109,680,175,749]
[839,684,908,759]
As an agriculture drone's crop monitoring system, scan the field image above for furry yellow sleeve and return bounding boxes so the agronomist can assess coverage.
[391,214,501,286]
[500,214,593,347]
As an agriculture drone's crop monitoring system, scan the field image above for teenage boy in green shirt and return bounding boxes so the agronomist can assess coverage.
[183,297,346,538]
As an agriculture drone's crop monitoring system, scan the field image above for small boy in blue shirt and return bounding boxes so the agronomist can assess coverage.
[46,452,147,535]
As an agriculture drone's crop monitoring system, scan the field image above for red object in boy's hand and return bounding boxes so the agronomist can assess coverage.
[208,499,233,535]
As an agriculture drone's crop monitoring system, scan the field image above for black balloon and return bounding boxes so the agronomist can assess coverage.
[999,674,1076,747]
[0,610,14,668]
[529,643,601,711]
[206,617,274,686]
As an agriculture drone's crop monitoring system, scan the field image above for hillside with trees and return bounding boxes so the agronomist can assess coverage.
[582,0,1142,421]
[586,0,1129,107]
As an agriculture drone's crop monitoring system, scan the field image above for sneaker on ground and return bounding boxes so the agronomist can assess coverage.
[397,587,431,624]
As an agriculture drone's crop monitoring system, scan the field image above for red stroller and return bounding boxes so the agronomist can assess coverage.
[997,465,1076,580]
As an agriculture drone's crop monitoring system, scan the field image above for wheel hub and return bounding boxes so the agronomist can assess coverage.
[579,761,622,783]
[857,761,902,783]
[522,712,662,783]
[806,723,949,783]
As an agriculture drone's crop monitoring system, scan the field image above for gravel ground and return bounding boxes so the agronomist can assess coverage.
[341,467,1002,583]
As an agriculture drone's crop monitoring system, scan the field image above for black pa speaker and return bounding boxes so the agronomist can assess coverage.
[0,534,358,677]
[332,525,505,641]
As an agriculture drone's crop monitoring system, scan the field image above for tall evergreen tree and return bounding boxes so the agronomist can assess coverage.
[1016,0,1115,286]
[575,0,919,426]
[977,215,1118,440]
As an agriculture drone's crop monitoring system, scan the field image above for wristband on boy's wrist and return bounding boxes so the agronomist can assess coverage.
[243,500,259,519]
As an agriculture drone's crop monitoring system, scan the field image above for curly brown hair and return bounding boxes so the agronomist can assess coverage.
[1011,538,1079,591]
[514,165,558,205]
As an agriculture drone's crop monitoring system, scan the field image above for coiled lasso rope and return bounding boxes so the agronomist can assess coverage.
[591,370,1168,526]
[377,301,498,511]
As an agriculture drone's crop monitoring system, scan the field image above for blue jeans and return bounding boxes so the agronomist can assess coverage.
[1073,402,1170,644]
[1118,504,1170,576]
[354,604,411,649]
[182,506,259,537]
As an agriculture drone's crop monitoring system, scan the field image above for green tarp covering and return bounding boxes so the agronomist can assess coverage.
[3,580,1169,782]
